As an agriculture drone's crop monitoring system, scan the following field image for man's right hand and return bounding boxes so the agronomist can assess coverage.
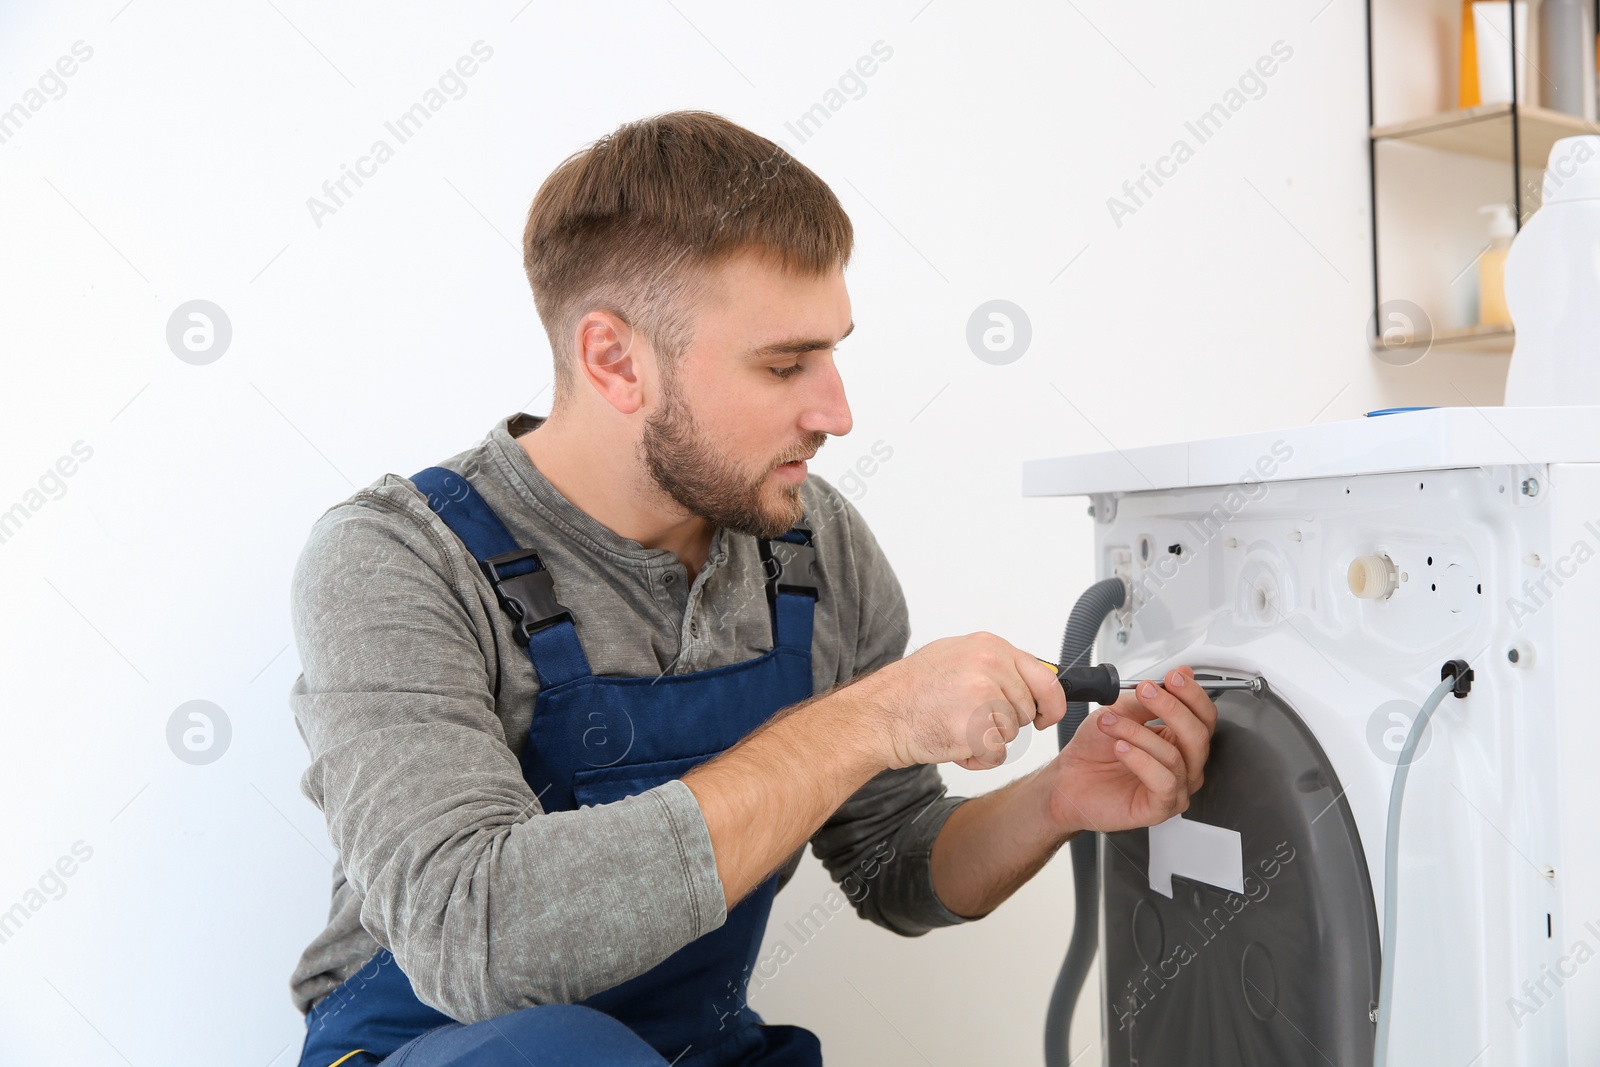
[682,631,1066,913]
[853,633,1069,771]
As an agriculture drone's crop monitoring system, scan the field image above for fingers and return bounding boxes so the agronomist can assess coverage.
[973,638,1052,747]
[960,699,1021,771]
[945,634,1073,770]
[958,748,1003,772]
[1109,670,1211,792]
[961,706,1019,770]
[980,702,1021,753]
[1107,735,1185,815]
[1015,650,1068,730]
[1163,666,1218,731]
[1096,711,1185,782]
[1162,667,1218,791]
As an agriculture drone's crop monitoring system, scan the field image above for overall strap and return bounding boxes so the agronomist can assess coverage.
[410,466,592,688]
[760,527,817,656]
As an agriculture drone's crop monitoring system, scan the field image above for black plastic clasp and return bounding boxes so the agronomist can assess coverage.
[761,528,818,602]
[481,549,573,646]
[1441,658,1475,699]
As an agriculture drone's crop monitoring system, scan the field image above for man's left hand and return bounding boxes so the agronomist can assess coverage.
[1040,665,1217,836]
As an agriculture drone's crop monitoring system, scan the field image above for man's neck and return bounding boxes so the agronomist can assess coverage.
[515,413,715,579]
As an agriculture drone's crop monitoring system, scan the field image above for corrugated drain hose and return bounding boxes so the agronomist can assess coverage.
[1043,577,1127,1067]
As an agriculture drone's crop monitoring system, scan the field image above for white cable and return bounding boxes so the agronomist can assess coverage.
[1372,672,1463,1066]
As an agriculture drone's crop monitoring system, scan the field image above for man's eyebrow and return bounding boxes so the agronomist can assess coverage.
[747,320,854,359]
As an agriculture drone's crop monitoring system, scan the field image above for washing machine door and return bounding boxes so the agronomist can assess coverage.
[1099,676,1381,1066]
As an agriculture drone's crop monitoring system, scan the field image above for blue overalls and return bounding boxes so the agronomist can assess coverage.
[296,466,826,1067]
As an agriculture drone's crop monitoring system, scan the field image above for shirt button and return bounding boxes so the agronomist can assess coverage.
[690,621,700,637]
[664,572,676,584]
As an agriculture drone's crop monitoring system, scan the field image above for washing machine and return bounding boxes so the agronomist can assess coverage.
[1023,405,1600,1066]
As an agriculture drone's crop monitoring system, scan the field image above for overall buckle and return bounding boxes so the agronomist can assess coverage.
[761,527,818,601]
[481,549,573,646]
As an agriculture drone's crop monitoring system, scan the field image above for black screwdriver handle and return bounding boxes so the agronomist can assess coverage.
[1057,662,1121,706]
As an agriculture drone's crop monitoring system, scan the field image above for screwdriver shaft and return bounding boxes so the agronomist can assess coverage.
[1037,658,1264,702]
[1120,678,1261,691]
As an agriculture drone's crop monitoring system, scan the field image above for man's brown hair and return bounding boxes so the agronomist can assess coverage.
[522,110,853,410]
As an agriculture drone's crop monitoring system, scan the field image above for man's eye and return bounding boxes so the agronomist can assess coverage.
[770,364,803,379]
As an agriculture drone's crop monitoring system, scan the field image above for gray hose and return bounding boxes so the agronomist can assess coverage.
[1372,673,1460,1067]
[1044,577,1127,1067]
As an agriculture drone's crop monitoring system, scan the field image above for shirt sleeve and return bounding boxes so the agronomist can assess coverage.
[288,494,728,1023]
[806,491,977,936]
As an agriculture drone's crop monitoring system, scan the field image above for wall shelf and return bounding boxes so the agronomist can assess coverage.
[1360,0,1597,360]
[1370,322,1515,355]
[1372,102,1600,169]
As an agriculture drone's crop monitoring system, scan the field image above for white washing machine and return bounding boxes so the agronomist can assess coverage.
[1024,405,1600,1066]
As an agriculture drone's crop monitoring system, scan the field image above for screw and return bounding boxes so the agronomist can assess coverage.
[1522,478,1540,497]
[1368,1006,1379,1024]
[1508,648,1520,664]
[1087,505,1096,517]
[1115,631,1129,645]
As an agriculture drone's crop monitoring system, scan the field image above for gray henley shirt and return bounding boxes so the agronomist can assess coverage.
[286,411,974,1023]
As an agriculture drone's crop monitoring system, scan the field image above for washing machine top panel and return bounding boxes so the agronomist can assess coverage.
[1022,405,1600,498]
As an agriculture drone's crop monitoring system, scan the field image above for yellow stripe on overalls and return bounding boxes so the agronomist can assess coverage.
[327,1052,367,1067]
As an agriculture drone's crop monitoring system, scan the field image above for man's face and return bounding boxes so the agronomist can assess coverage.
[638,248,854,541]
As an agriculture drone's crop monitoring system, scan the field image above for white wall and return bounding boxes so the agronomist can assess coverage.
[0,1,1511,1064]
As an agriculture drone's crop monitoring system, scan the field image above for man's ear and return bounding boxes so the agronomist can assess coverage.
[573,310,646,415]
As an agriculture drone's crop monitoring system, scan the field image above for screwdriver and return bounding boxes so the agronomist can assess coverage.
[1035,659,1265,706]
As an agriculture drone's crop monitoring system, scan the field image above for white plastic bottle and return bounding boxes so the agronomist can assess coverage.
[1502,135,1600,406]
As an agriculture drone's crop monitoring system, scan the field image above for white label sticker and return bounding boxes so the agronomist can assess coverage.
[1147,814,1245,899]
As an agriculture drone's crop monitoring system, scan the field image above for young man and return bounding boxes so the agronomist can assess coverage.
[287,111,1216,1067]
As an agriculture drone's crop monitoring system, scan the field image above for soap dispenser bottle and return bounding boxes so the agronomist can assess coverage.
[1476,203,1516,327]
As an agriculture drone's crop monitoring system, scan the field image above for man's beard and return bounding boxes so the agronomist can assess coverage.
[638,370,819,541]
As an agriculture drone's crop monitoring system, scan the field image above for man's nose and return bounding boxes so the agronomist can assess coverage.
[802,355,852,438]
